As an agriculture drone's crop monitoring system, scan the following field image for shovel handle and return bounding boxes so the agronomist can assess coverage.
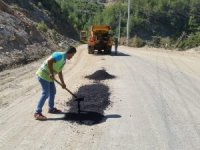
[53,78,77,98]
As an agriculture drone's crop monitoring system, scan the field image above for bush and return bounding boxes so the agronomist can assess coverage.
[178,32,200,49]
[119,37,127,45]
[129,35,145,47]
[51,29,59,42]
[36,22,48,33]
[160,37,171,49]
[37,2,43,8]
[152,36,161,47]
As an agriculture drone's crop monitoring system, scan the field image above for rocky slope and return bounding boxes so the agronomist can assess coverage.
[0,0,79,71]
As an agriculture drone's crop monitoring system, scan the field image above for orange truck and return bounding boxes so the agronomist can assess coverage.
[88,25,112,54]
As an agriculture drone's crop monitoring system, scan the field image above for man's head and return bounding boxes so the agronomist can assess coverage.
[66,46,76,60]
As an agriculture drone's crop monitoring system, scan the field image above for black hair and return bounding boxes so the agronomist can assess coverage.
[66,46,77,54]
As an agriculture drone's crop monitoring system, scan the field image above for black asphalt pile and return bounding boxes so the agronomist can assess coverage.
[64,83,111,125]
[85,69,116,81]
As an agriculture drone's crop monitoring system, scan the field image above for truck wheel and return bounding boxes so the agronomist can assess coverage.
[105,46,111,55]
[107,48,111,55]
[88,49,91,54]
[88,46,94,54]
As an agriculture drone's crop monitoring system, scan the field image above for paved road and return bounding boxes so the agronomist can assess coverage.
[0,45,200,150]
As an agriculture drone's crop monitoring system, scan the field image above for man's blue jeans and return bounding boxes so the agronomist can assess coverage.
[36,77,56,113]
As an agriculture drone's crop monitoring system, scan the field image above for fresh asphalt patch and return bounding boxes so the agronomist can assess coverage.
[62,69,118,125]
[64,83,111,125]
[85,69,116,81]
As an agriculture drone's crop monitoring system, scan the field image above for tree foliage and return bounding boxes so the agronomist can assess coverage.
[95,0,200,48]
[55,0,104,31]
[36,0,200,49]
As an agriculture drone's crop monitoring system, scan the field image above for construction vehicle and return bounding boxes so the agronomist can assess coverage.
[80,30,87,43]
[88,25,112,54]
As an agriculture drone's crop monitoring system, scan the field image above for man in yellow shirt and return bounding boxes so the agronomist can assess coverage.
[34,46,76,120]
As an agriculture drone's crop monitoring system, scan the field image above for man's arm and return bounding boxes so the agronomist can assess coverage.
[47,57,55,79]
[58,71,66,89]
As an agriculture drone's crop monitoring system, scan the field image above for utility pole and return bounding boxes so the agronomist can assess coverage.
[118,11,121,42]
[127,0,130,46]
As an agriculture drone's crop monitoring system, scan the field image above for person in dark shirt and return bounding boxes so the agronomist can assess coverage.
[114,37,118,55]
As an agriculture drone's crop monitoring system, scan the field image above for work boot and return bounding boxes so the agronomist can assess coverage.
[34,113,47,120]
[48,107,62,114]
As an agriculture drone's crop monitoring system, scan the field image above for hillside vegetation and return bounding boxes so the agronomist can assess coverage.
[3,0,199,50]
[47,0,200,49]
[94,0,200,49]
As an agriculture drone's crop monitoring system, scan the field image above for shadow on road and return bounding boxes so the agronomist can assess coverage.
[92,51,130,56]
[110,51,131,56]
[46,112,121,126]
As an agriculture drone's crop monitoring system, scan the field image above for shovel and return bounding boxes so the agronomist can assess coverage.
[53,78,84,113]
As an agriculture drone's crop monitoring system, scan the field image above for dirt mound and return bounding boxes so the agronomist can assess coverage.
[65,83,112,125]
[85,69,116,81]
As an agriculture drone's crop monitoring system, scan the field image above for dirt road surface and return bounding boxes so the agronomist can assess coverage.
[0,45,200,150]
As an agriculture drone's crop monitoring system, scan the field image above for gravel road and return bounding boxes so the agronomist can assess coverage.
[0,45,200,150]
